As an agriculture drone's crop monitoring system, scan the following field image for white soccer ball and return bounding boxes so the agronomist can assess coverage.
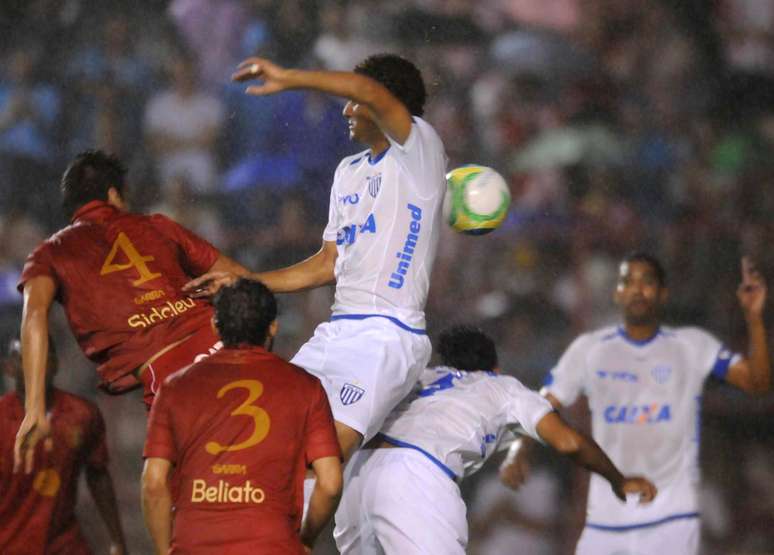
[443,165,511,235]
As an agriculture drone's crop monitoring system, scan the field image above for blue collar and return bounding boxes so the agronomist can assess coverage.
[368,147,390,165]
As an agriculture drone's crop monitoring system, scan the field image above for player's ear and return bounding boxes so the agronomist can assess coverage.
[210,316,219,336]
[658,286,669,305]
[107,187,126,210]
[268,319,279,339]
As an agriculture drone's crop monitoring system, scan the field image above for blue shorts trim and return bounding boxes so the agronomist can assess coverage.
[377,433,457,480]
[330,313,427,335]
[586,512,700,532]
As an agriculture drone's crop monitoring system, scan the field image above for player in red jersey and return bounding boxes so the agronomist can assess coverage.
[15,150,249,473]
[143,279,342,554]
[1,336,127,555]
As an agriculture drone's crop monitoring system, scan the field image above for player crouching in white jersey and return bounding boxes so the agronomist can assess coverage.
[334,326,657,555]
[501,253,770,555]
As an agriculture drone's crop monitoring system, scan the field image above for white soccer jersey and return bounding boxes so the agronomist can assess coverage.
[543,325,740,529]
[322,117,447,330]
[379,366,554,479]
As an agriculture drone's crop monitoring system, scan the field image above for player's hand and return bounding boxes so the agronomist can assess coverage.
[499,451,530,490]
[13,410,51,474]
[232,57,290,96]
[737,256,767,319]
[183,271,239,298]
[613,476,657,504]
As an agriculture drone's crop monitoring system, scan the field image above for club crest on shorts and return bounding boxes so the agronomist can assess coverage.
[651,365,672,384]
[340,383,365,405]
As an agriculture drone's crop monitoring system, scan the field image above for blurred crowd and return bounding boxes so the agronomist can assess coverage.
[1,0,773,553]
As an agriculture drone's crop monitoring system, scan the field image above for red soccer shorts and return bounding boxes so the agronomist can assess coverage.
[139,325,222,409]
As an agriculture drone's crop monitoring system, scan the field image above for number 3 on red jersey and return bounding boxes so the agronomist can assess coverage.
[100,232,162,286]
[205,380,271,455]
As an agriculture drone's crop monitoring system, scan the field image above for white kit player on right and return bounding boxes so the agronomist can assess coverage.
[502,253,770,555]
[334,326,657,555]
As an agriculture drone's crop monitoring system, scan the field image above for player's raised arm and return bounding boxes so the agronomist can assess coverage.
[534,411,657,503]
[14,275,56,474]
[725,257,770,395]
[233,57,413,145]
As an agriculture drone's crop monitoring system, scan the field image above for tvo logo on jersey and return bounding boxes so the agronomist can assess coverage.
[604,403,671,424]
[340,383,365,405]
[388,203,422,289]
[339,193,360,205]
[191,479,265,504]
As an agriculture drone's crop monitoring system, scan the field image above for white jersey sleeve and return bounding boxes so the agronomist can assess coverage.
[490,376,554,442]
[542,333,595,406]
[679,326,741,381]
[385,117,448,198]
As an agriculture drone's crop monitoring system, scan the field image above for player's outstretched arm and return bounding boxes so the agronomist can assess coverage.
[536,411,657,503]
[233,57,413,144]
[142,458,173,555]
[300,455,343,552]
[14,275,56,474]
[185,241,337,297]
[725,257,770,395]
[86,464,127,555]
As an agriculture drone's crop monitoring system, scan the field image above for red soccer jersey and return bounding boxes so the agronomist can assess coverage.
[18,201,220,392]
[0,389,109,555]
[144,346,341,554]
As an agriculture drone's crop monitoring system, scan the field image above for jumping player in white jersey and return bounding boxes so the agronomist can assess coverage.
[500,252,770,555]
[186,54,446,462]
[334,326,657,554]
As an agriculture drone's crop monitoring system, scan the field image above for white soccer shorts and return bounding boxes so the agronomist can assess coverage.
[291,316,431,442]
[334,448,468,554]
[575,515,700,555]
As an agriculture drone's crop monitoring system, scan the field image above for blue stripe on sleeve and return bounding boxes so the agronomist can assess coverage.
[710,346,735,381]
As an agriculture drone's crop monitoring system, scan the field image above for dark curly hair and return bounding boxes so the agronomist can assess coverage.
[621,251,667,287]
[354,53,427,117]
[437,325,498,372]
[61,150,127,218]
[213,279,277,348]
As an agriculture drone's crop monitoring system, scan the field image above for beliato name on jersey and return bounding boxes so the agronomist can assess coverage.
[191,479,265,504]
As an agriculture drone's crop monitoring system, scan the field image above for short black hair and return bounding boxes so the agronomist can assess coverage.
[437,325,498,372]
[621,251,667,287]
[213,279,277,348]
[354,54,427,117]
[61,150,127,218]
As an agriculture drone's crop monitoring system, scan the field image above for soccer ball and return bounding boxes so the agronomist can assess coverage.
[444,165,511,235]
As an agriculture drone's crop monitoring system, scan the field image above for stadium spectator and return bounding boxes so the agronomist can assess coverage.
[144,54,224,194]
[142,279,342,554]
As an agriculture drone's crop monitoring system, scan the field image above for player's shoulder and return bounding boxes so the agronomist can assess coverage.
[336,149,371,174]
[659,325,717,345]
[570,325,619,348]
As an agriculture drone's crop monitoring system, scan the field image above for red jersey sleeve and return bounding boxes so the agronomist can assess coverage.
[17,241,59,293]
[304,379,342,464]
[148,214,220,276]
[144,386,177,462]
[84,403,110,468]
